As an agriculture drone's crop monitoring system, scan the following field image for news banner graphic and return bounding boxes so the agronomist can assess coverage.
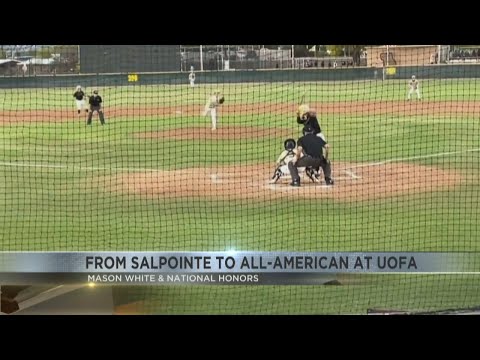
[0,252,478,285]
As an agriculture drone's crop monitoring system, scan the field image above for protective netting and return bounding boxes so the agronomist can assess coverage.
[1,45,480,314]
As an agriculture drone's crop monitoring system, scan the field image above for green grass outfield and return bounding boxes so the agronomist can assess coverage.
[2,79,480,110]
[1,80,480,314]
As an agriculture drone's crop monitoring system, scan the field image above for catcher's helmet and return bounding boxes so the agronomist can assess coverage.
[303,125,315,135]
[284,138,296,151]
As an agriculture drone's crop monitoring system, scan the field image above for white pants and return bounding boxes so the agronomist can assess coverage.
[408,89,421,99]
[189,80,195,88]
[278,164,290,175]
[203,108,217,129]
[75,99,86,111]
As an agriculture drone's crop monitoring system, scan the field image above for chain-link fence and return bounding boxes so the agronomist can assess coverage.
[0,45,460,76]
[1,45,294,75]
[180,45,294,71]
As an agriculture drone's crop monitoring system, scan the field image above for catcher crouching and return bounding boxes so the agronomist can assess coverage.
[270,136,326,185]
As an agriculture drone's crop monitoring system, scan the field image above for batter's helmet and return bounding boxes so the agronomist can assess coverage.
[298,104,310,116]
[303,125,315,135]
[284,138,296,151]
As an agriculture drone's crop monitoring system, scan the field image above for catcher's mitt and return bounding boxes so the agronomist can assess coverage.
[219,97,225,104]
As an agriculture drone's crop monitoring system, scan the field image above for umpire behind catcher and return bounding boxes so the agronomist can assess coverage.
[87,89,105,125]
[288,125,334,187]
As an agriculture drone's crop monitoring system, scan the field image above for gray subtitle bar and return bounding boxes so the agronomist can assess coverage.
[0,252,475,274]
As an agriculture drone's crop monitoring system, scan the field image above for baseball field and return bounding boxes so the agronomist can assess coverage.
[1,79,480,314]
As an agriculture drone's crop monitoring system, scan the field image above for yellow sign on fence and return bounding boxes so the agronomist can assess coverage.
[128,74,139,82]
[386,67,396,75]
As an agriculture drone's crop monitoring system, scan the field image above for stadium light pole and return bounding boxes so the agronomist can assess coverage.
[383,45,389,81]
[386,45,389,67]
[291,45,295,68]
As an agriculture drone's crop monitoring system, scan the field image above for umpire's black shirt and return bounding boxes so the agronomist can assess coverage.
[89,95,102,107]
[298,133,326,158]
[297,115,321,134]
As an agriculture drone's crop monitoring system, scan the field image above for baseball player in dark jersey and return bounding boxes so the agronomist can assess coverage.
[297,104,325,141]
[297,104,327,179]
[87,89,105,125]
[73,85,88,117]
[288,125,334,187]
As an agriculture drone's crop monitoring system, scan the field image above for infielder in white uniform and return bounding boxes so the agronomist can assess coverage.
[188,72,195,88]
[203,90,224,131]
[407,75,421,100]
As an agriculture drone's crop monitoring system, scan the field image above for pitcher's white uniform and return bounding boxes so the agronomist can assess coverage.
[203,91,222,130]
[188,72,195,87]
[408,75,421,100]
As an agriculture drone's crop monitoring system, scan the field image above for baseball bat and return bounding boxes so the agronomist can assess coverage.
[299,91,306,105]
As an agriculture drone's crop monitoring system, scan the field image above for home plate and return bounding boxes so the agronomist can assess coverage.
[266,183,332,190]
[343,169,361,179]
